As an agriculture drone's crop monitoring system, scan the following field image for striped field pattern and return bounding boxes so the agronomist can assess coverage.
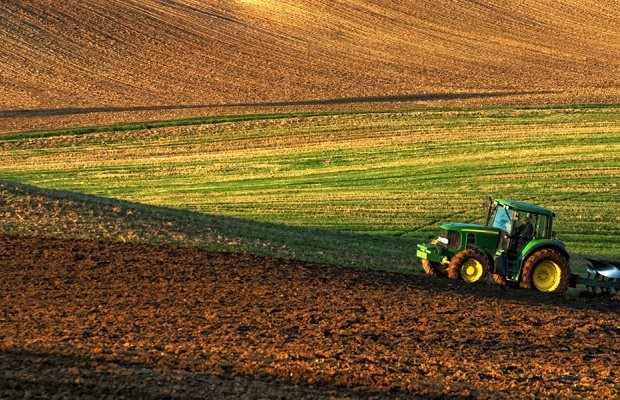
[2,105,619,258]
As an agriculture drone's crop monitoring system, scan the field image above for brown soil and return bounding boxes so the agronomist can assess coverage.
[1,235,618,399]
[2,0,620,132]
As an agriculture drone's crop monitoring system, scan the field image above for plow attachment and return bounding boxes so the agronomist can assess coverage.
[571,257,620,295]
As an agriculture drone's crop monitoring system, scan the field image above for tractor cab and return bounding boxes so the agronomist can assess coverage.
[487,199,554,252]
[485,199,560,283]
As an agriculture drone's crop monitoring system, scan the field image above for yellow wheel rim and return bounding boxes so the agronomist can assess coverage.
[460,259,484,283]
[532,261,562,292]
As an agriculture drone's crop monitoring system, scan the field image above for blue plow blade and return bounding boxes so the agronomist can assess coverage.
[585,257,620,279]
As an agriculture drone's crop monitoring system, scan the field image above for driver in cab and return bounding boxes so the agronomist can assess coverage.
[516,215,534,245]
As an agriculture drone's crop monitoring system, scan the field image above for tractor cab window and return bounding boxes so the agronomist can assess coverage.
[535,215,551,239]
[490,206,514,234]
[513,213,551,241]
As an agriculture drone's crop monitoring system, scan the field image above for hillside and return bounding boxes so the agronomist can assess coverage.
[2,0,620,132]
[3,107,620,257]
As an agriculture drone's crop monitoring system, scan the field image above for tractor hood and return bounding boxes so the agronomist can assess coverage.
[436,223,501,251]
[440,223,501,235]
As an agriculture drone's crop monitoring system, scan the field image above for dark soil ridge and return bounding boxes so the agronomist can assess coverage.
[1,235,618,399]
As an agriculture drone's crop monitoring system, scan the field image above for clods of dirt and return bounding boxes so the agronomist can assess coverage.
[1,235,618,399]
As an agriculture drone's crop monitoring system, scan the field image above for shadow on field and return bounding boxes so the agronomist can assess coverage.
[1,180,617,314]
[0,180,419,272]
[0,91,556,118]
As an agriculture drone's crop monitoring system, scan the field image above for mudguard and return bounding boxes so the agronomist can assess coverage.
[521,239,570,263]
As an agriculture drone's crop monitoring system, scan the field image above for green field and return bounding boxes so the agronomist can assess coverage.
[2,105,620,267]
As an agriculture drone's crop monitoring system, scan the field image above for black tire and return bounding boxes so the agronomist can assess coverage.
[421,259,436,276]
[492,273,507,286]
[447,249,490,283]
[520,248,570,293]
[435,262,449,277]
[421,259,450,277]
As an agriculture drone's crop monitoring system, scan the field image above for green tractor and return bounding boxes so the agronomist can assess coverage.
[416,198,572,292]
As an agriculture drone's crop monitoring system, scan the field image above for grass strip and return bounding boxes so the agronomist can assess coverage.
[3,103,619,141]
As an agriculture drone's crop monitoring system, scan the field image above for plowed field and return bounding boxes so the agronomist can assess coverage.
[2,0,620,132]
[1,235,618,399]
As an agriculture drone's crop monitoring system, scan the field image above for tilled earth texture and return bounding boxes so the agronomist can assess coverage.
[3,1,620,132]
[1,236,618,399]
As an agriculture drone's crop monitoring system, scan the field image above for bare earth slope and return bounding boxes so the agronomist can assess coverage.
[1,236,618,399]
[2,0,620,131]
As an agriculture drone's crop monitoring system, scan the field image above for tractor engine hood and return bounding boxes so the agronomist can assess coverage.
[435,223,501,250]
[439,223,501,235]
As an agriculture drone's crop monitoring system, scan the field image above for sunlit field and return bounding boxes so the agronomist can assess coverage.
[2,105,620,258]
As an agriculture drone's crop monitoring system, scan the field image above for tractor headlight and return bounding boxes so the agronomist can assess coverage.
[437,236,449,245]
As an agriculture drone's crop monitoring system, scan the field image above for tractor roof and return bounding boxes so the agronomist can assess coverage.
[495,199,555,217]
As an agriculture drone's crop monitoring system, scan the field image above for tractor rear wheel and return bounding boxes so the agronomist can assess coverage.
[447,249,490,283]
[520,248,570,293]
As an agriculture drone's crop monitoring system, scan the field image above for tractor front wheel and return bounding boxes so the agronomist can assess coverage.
[421,259,449,277]
[520,249,570,293]
[421,259,437,276]
[447,249,490,283]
